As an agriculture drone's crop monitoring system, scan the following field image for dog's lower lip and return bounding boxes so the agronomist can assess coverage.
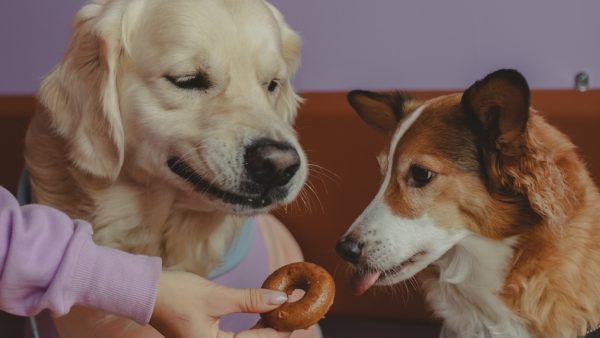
[167,157,272,208]
[375,250,428,282]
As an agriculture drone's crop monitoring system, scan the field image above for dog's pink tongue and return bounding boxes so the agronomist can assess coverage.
[350,270,381,295]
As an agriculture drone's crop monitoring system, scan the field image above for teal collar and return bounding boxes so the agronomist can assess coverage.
[208,218,254,279]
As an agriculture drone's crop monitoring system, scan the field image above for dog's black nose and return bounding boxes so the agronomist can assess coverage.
[336,237,363,264]
[244,139,300,188]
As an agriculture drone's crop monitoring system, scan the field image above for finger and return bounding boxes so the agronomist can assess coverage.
[216,331,235,338]
[234,328,291,338]
[250,319,266,330]
[211,287,288,316]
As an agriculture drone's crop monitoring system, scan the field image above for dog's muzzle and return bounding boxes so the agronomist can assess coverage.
[167,138,301,209]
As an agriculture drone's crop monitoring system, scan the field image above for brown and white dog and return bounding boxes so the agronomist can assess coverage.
[25,0,313,337]
[336,69,600,338]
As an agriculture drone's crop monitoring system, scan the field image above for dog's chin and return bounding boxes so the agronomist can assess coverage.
[350,250,430,295]
[166,157,290,213]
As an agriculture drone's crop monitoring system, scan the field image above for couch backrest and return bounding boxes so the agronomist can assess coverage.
[1,90,599,321]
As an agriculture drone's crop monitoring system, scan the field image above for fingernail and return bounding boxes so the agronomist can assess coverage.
[264,291,288,305]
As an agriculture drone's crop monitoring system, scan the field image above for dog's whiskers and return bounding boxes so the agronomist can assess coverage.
[308,162,340,186]
[341,262,354,278]
[295,184,314,215]
[298,189,312,214]
[281,167,327,216]
[304,181,324,214]
[331,262,343,279]
[175,140,207,163]
[282,187,309,216]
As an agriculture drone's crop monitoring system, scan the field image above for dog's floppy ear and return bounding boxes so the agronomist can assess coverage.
[265,2,303,124]
[38,1,128,181]
[463,69,576,227]
[347,90,407,134]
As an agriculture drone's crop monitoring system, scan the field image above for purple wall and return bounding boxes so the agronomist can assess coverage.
[1,0,599,94]
[269,0,600,91]
[0,0,86,95]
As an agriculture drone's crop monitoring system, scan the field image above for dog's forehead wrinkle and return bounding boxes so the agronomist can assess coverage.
[390,97,480,175]
[139,0,284,73]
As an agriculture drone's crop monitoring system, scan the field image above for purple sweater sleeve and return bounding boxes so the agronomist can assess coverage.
[0,186,161,324]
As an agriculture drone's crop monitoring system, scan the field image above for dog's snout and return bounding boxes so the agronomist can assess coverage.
[244,139,300,188]
[336,236,364,264]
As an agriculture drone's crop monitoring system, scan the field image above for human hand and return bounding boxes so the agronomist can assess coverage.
[150,270,292,338]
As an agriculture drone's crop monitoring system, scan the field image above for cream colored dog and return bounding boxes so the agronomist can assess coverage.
[25,0,315,336]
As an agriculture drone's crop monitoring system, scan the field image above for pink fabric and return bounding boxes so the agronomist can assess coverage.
[212,218,271,332]
[0,186,161,325]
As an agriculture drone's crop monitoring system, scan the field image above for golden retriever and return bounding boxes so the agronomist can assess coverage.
[25,0,317,336]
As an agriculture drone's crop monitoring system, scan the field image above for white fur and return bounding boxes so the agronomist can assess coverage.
[380,104,427,188]
[422,235,532,338]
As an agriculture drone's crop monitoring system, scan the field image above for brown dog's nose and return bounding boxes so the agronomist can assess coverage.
[244,139,300,188]
[336,236,363,264]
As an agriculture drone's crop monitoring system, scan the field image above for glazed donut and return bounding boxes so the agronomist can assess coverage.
[260,262,335,331]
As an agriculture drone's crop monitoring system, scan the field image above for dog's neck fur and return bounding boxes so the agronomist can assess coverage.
[501,185,600,338]
[420,235,532,338]
[88,182,244,276]
[498,118,600,338]
[419,119,600,338]
[424,115,600,338]
[422,199,600,338]
[25,111,241,276]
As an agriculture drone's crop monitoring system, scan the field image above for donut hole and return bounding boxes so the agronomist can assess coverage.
[288,288,306,303]
[286,278,310,303]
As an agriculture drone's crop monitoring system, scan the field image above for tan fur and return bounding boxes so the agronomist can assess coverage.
[499,115,600,337]
[27,0,305,276]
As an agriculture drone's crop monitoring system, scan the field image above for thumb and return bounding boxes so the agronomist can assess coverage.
[211,287,288,316]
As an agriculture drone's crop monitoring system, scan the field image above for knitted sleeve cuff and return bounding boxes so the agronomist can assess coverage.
[64,224,161,324]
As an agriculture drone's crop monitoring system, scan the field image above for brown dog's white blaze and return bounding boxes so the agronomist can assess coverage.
[339,69,600,337]
[338,72,536,283]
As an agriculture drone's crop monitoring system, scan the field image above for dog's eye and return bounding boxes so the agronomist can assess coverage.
[408,165,435,188]
[166,73,211,91]
[267,79,280,93]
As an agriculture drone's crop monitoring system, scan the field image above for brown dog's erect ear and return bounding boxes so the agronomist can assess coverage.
[347,90,407,134]
[37,1,133,181]
[463,69,578,228]
[461,69,530,154]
